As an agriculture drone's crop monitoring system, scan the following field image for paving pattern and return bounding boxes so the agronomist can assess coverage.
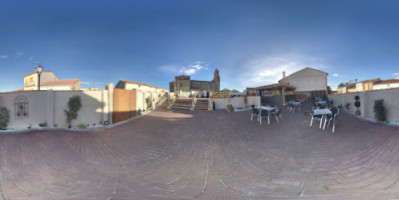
[0,104,399,200]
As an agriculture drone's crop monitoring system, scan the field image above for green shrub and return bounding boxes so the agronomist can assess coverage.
[138,109,142,115]
[145,97,152,109]
[374,99,387,122]
[0,107,10,129]
[64,95,82,127]
[77,123,87,129]
[39,122,48,127]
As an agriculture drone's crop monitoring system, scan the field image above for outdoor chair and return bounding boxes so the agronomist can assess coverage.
[325,107,339,133]
[250,106,259,121]
[287,102,293,112]
[312,103,320,111]
[293,103,302,113]
[272,108,283,123]
[259,110,271,125]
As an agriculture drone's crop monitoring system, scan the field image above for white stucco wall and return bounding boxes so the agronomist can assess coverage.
[0,89,112,129]
[214,96,260,110]
[124,82,167,113]
[328,88,399,122]
[373,83,399,90]
[0,91,48,128]
[41,85,74,91]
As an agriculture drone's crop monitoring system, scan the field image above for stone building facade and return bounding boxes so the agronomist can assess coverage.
[169,69,220,97]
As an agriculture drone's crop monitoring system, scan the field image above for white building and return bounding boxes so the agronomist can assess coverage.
[24,67,81,91]
[279,67,328,97]
[373,79,399,90]
[115,80,168,112]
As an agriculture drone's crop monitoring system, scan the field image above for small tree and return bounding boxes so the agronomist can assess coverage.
[146,97,152,110]
[243,95,248,108]
[0,107,10,130]
[374,99,387,122]
[64,95,82,127]
[354,95,361,115]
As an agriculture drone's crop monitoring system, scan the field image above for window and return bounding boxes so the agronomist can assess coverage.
[29,77,34,82]
[14,95,29,119]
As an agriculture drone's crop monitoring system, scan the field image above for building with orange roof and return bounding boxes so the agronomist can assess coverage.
[40,79,80,91]
[373,79,399,90]
[355,78,381,92]
[23,66,81,91]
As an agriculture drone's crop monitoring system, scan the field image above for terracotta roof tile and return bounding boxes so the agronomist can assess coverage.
[374,79,399,85]
[247,83,296,91]
[357,78,380,83]
[41,79,80,86]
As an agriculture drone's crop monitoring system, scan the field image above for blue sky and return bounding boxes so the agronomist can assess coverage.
[1,0,399,92]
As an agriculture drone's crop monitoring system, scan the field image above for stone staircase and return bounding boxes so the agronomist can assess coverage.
[159,99,173,108]
[171,98,193,110]
[194,99,210,110]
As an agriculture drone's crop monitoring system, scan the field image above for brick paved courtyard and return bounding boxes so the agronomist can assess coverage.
[1,105,399,200]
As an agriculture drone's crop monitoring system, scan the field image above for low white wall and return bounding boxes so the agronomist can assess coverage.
[135,89,167,113]
[328,88,399,122]
[0,89,112,129]
[214,96,260,110]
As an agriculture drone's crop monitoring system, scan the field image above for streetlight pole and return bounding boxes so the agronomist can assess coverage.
[282,83,286,106]
[36,65,43,91]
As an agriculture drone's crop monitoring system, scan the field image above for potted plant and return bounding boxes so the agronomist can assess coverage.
[354,95,361,115]
[0,107,10,130]
[373,99,387,122]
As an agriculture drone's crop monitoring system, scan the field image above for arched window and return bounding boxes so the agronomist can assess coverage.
[14,95,29,119]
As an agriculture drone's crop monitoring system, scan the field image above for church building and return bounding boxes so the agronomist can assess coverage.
[169,69,220,97]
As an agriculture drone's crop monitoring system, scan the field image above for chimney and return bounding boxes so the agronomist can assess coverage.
[282,71,286,78]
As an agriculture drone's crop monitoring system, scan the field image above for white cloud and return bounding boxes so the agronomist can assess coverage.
[333,73,339,77]
[16,52,23,56]
[158,62,208,75]
[157,65,179,73]
[238,55,326,88]
[0,55,8,59]
[179,64,208,75]
[80,82,90,85]
[393,73,399,78]
[29,56,35,61]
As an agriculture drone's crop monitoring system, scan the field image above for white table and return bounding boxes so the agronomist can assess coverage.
[313,109,332,129]
[292,102,301,106]
[259,106,275,111]
[290,101,302,113]
[257,106,276,124]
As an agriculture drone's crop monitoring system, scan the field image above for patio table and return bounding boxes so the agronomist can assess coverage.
[313,108,332,129]
[257,106,276,124]
[292,102,301,106]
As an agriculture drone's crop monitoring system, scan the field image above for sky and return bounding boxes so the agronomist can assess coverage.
[1,0,399,92]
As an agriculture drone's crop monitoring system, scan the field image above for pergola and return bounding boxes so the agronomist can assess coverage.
[246,83,296,96]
